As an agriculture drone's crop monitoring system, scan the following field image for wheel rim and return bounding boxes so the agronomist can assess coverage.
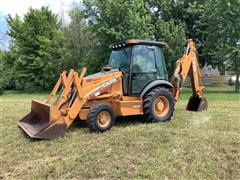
[97,110,111,128]
[153,96,169,117]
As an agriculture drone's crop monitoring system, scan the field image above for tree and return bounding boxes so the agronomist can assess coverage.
[84,0,154,69]
[0,50,16,93]
[154,19,186,76]
[6,7,66,91]
[83,0,188,77]
[0,50,4,94]
[62,8,97,74]
[148,0,213,69]
[146,0,206,39]
[144,0,187,76]
[197,0,240,92]
[0,47,16,94]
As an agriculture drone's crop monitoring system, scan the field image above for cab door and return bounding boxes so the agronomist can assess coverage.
[130,45,157,94]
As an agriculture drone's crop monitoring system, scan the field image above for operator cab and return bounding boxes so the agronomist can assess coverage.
[108,39,168,95]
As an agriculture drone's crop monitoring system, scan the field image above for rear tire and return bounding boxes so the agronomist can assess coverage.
[143,87,175,122]
[87,105,115,132]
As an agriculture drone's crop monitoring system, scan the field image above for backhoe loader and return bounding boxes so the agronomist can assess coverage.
[18,39,208,139]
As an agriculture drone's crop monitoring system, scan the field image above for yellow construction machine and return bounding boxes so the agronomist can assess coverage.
[18,39,207,139]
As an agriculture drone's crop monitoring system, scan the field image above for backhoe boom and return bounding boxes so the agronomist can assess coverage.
[171,39,207,111]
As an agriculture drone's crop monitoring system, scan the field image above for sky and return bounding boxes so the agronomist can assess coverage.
[0,0,82,50]
[0,0,82,18]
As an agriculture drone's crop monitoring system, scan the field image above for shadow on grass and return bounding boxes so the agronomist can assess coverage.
[70,115,146,129]
[17,116,147,141]
[66,115,146,134]
[114,115,145,127]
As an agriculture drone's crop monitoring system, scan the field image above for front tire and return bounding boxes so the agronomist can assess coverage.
[87,105,115,132]
[143,87,175,122]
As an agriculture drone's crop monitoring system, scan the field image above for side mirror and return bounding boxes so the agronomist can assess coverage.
[102,65,112,71]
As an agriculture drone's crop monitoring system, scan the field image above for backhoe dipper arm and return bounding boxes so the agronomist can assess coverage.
[171,39,205,106]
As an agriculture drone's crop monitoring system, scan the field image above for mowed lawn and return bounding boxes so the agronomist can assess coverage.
[0,85,239,179]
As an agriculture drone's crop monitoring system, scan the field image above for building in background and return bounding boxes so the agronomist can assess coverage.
[201,63,220,77]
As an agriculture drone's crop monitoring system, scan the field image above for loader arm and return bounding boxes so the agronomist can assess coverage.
[171,39,207,111]
[18,68,122,139]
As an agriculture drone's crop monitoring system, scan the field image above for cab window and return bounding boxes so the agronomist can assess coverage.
[155,47,167,79]
[108,46,132,95]
[131,45,156,94]
[108,46,132,71]
[132,45,155,73]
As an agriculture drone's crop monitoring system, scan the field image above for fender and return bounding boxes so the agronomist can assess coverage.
[140,80,173,98]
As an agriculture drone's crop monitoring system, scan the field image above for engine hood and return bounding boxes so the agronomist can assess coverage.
[83,69,120,83]
[85,69,119,78]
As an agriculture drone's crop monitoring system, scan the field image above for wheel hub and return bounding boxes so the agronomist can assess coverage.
[154,96,169,117]
[97,111,111,128]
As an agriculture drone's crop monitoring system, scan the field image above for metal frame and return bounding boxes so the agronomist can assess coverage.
[18,39,207,139]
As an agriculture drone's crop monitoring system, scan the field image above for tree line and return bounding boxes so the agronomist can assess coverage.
[0,0,239,93]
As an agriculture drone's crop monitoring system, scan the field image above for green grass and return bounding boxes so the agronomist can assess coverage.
[0,85,239,179]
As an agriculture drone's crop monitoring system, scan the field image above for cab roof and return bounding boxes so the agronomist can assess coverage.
[110,39,167,49]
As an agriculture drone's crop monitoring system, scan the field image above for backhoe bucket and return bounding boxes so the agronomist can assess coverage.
[186,96,208,112]
[18,100,67,140]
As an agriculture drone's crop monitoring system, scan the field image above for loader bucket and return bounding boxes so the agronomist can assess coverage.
[186,96,208,112]
[18,100,67,140]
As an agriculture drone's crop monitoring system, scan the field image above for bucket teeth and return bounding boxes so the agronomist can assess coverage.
[18,100,67,140]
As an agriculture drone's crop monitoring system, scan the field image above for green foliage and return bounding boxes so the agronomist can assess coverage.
[154,19,186,77]
[198,0,240,70]
[84,0,154,68]
[62,8,98,74]
[0,50,15,94]
[83,0,186,75]
[6,7,66,91]
[91,0,154,41]
[147,0,205,39]
[197,0,240,91]
[2,0,239,92]
[0,51,4,94]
